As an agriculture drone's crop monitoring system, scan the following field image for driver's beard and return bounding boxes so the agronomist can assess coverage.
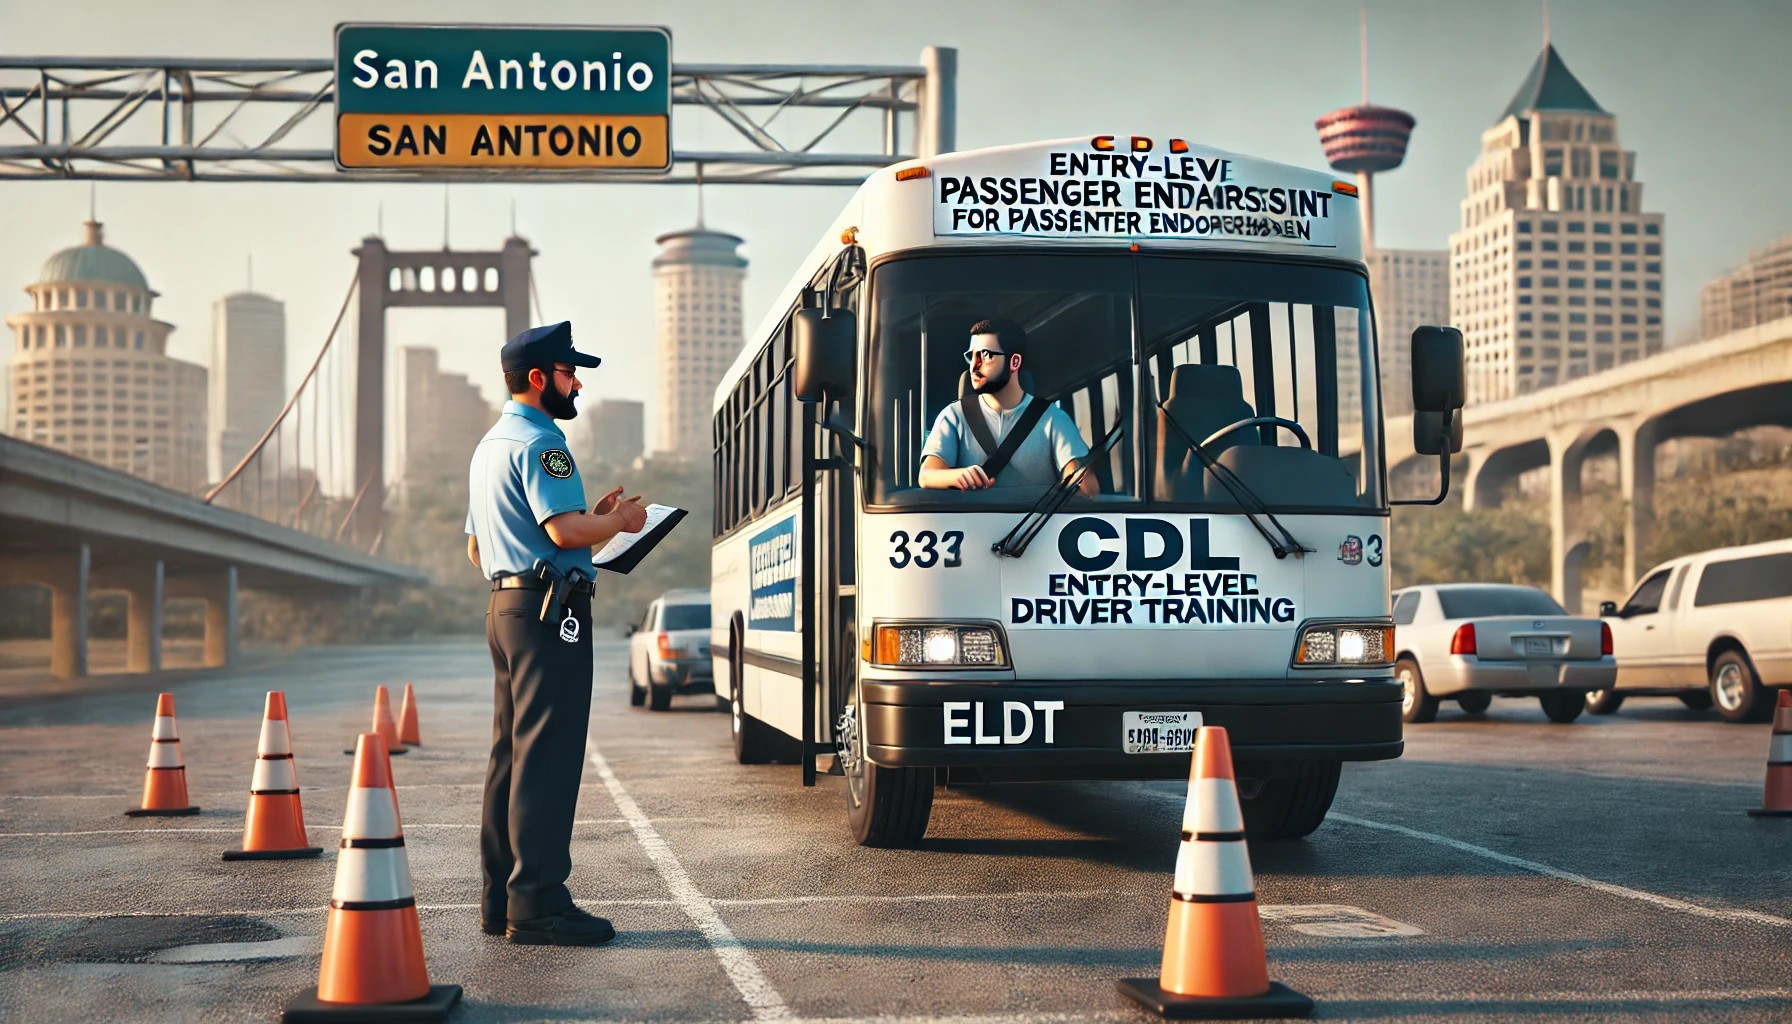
[971,361,1011,395]
[541,379,580,419]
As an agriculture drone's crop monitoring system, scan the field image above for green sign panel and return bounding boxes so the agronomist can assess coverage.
[334,23,672,170]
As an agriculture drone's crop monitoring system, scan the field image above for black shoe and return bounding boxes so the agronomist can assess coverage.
[480,918,507,936]
[506,905,616,947]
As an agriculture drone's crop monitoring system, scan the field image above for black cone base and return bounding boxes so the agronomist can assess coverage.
[283,984,461,1023]
[1118,979,1313,1019]
[1747,807,1792,817]
[223,846,324,861]
[125,805,200,817]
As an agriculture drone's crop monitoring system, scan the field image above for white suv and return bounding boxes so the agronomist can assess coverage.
[1591,539,1792,722]
[627,590,714,712]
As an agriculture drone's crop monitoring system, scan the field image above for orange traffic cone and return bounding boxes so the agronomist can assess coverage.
[225,692,323,860]
[344,685,408,756]
[1118,727,1311,1018]
[1748,690,1792,818]
[126,693,199,817]
[398,683,422,747]
[283,733,460,1023]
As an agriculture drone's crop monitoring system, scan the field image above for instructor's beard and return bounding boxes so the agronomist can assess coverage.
[971,360,1011,396]
[541,378,580,420]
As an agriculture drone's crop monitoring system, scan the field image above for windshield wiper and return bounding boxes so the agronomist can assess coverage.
[1156,402,1312,560]
[992,417,1126,558]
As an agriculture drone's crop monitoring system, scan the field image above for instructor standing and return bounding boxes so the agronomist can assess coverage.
[465,321,647,947]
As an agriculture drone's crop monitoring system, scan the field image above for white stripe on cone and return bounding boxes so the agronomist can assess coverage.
[151,716,178,741]
[343,787,401,840]
[147,742,185,769]
[331,847,415,904]
[1769,734,1792,763]
[251,757,298,792]
[257,717,290,756]
[1172,837,1256,898]
[1182,778,1246,834]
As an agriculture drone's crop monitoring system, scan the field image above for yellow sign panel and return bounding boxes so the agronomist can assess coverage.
[336,113,669,169]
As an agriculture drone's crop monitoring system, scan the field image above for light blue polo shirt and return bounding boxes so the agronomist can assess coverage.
[465,400,591,579]
[921,393,1089,487]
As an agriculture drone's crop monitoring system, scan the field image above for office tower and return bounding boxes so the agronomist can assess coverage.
[1700,234,1792,339]
[6,218,207,492]
[1367,248,1449,417]
[209,289,286,482]
[1448,44,1664,404]
[582,398,645,467]
[395,345,495,494]
[653,227,746,458]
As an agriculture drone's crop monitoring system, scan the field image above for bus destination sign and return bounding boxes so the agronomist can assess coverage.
[334,24,671,171]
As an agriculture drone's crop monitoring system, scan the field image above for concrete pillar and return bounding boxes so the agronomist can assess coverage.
[0,546,93,679]
[918,46,957,158]
[1549,432,1590,614]
[1620,421,1659,589]
[1458,449,1490,511]
[203,566,238,669]
[169,566,237,669]
[352,236,389,550]
[124,561,164,673]
[500,236,535,341]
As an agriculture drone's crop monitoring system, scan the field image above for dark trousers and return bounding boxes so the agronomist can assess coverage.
[483,587,593,923]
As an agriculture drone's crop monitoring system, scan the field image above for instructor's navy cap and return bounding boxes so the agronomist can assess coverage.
[500,320,601,372]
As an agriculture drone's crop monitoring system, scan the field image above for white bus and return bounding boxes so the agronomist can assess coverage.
[710,135,1464,847]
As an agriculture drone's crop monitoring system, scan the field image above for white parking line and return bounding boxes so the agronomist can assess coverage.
[588,741,794,1022]
[1328,811,1792,929]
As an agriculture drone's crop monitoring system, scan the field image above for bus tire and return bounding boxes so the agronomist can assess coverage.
[1241,760,1340,841]
[729,623,788,764]
[847,760,933,848]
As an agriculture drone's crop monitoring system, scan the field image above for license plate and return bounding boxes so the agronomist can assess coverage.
[1524,637,1553,656]
[1122,711,1203,754]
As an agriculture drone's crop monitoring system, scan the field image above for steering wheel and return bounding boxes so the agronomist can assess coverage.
[1198,416,1311,451]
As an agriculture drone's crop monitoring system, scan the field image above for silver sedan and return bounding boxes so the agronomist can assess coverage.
[1392,584,1617,724]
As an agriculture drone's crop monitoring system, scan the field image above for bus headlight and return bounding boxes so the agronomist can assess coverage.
[873,622,1009,668]
[1294,624,1394,667]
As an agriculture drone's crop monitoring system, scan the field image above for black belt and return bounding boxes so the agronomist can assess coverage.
[492,575,594,596]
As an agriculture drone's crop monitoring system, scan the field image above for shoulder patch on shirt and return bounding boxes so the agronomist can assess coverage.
[538,448,574,479]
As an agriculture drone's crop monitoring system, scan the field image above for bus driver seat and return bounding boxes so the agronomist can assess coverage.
[1154,364,1255,502]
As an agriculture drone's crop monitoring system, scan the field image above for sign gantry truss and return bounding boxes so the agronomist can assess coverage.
[0,48,954,184]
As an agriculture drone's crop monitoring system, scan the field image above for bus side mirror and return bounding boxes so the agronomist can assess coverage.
[1599,600,1619,617]
[1410,326,1465,414]
[1413,409,1463,456]
[793,307,856,403]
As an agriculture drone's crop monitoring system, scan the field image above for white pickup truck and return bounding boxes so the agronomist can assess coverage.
[1589,539,1792,723]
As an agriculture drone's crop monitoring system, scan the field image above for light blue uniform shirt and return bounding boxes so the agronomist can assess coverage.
[465,400,592,579]
[921,393,1089,487]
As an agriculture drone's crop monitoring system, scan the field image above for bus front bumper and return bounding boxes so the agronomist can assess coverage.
[859,678,1401,781]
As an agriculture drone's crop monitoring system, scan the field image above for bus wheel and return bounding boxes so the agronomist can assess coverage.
[839,668,931,847]
[1240,760,1340,841]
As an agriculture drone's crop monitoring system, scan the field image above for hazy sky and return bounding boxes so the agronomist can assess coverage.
[3,0,1788,452]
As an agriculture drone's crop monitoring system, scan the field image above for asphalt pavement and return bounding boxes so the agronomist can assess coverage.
[2,639,1790,1023]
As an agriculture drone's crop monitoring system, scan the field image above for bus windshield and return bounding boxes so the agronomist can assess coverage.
[867,251,1383,513]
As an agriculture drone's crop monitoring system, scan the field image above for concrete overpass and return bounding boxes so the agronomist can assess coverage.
[0,435,424,677]
[1378,316,1792,611]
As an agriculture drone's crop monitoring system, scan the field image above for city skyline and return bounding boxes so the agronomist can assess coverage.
[2,0,1788,436]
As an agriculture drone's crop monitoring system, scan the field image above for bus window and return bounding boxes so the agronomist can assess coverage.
[868,253,1134,506]
[1137,256,1382,511]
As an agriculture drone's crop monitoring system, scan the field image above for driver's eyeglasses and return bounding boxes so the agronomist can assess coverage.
[552,367,578,378]
[963,348,1007,365]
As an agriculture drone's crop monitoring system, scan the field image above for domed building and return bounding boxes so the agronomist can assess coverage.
[6,219,208,493]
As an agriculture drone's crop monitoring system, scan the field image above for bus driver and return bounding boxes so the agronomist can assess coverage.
[917,319,1098,494]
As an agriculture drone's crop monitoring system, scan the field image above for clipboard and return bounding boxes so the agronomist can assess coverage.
[592,503,687,575]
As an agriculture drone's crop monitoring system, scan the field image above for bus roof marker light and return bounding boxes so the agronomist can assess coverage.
[1131,136,1152,152]
[1332,180,1360,197]
[894,166,929,182]
[1091,135,1115,151]
[1169,139,1189,154]
[840,227,859,244]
